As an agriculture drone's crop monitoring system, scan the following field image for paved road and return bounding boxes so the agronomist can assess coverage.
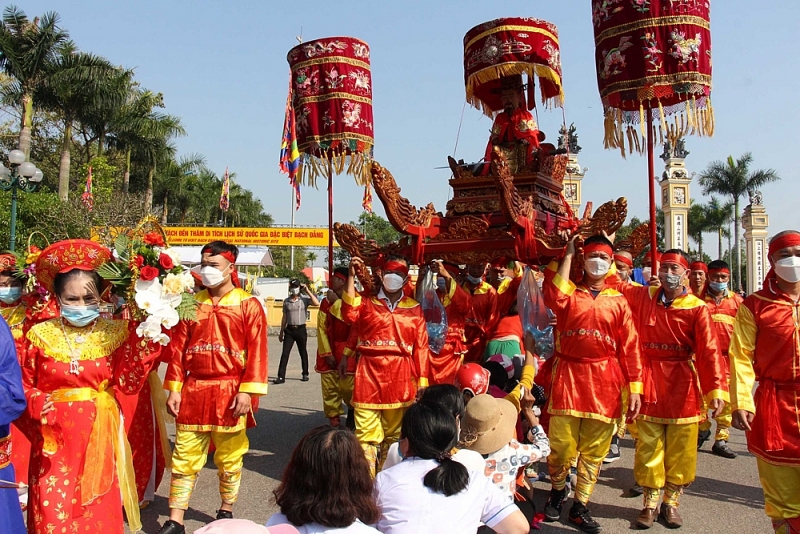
[135,337,773,534]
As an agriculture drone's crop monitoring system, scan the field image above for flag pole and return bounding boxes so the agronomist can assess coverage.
[290,188,295,271]
[647,108,659,272]
[328,164,334,279]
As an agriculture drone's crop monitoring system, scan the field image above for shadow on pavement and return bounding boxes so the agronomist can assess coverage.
[139,495,216,533]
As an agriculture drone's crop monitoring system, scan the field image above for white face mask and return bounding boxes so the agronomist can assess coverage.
[290,287,300,296]
[382,273,405,293]
[584,258,610,277]
[774,256,800,283]
[660,271,685,291]
[199,265,228,288]
[642,267,652,280]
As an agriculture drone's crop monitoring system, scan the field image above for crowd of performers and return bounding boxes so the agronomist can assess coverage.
[0,229,798,534]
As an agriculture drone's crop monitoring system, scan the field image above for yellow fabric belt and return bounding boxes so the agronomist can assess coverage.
[49,381,142,533]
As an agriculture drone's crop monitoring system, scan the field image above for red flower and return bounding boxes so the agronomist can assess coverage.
[140,265,160,281]
[143,232,165,247]
[134,255,145,268]
[159,253,174,270]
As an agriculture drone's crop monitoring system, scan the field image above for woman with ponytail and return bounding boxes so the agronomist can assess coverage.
[374,402,529,534]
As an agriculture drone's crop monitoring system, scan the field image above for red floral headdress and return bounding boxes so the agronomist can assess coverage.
[35,239,112,293]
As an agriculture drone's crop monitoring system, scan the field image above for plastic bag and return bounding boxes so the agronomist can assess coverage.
[517,266,554,358]
[420,269,448,354]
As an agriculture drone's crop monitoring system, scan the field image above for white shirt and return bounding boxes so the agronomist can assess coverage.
[374,457,518,534]
[377,288,402,312]
[266,513,380,534]
[382,443,486,474]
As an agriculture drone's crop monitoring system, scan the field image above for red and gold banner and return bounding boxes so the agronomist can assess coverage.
[464,17,564,116]
[593,1,713,153]
[287,37,374,186]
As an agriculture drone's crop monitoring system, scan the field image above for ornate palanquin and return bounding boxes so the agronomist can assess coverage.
[334,17,629,270]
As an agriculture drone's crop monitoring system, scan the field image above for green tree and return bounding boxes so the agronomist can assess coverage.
[703,197,734,260]
[688,200,712,258]
[699,153,780,289]
[0,6,69,156]
[153,153,205,224]
[306,251,317,267]
[34,47,122,200]
[333,212,401,267]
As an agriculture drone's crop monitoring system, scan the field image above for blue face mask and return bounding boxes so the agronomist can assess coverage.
[466,274,483,285]
[437,278,447,291]
[60,303,100,327]
[709,281,728,294]
[0,286,22,304]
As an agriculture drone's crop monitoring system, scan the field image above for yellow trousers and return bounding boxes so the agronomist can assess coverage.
[355,407,406,477]
[634,420,698,494]
[757,459,800,521]
[320,373,354,419]
[548,415,615,505]
[168,428,249,510]
[699,401,732,441]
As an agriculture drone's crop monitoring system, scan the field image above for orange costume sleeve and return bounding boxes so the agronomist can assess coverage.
[164,288,268,432]
[541,261,643,423]
[341,291,430,408]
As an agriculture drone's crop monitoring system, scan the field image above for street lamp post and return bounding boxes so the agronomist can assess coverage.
[0,149,43,251]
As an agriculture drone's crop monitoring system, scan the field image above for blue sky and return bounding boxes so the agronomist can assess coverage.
[22,0,798,248]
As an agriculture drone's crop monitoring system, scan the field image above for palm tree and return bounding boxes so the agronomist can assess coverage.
[106,88,184,193]
[307,252,317,267]
[0,6,69,156]
[35,46,122,200]
[688,200,711,258]
[699,153,780,289]
[153,153,205,224]
[702,197,734,260]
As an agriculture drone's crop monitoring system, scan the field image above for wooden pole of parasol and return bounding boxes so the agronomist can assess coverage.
[646,109,659,273]
[327,164,334,279]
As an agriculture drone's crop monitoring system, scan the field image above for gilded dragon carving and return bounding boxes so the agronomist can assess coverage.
[615,222,651,257]
[575,197,628,239]
[491,147,535,224]
[371,162,437,232]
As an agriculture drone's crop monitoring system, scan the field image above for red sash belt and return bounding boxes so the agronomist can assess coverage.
[647,355,693,362]
[760,378,800,452]
[555,352,611,364]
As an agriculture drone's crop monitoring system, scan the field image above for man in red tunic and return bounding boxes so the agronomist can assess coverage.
[315,267,355,427]
[609,247,727,529]
[540,235,643,534]
[462,263,497,363]
[339,256,431,476]
[697,259,742,458]
[159,241,269,534]
[730,230,800,534]
[428,261,471,384]
[689,260,708,296]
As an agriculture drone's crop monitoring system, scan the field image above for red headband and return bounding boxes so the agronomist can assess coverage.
[201,248,239,287]
[769,233,800,256]
[333,271,347,281]
[383,260,408,277]
[661,252,689,270]
[613,254,633,268]
[690,261,708,273]
[708,267,730,276]
[583,242,613,257]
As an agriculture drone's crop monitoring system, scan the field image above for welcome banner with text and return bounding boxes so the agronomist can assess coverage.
[93,226,336,247]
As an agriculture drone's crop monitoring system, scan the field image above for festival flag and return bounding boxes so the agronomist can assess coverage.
[362,183,373,213]
[279,78,302,210]
[81,166,94,211]
[219,167,230,212]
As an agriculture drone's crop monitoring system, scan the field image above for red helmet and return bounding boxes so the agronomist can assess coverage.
[455,363,490,396]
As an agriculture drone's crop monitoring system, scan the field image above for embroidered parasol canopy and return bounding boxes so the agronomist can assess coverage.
[287,36,374,187]
[593,1,713,154]
[464,17,565,116]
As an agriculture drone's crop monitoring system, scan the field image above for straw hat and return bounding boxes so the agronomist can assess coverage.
[461,394,518,455]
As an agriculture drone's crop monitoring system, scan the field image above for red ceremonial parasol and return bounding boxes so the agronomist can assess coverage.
[287,36,375,273]
[464,17,565,116]
[593,1,713,268]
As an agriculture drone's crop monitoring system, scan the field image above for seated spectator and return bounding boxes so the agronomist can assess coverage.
[460,394,550,500]
[374,402,529,534]
[197,519,299,534]
[268,426,381,533]
[382,384,485,473]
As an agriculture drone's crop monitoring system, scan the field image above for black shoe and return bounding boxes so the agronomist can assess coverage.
[157,520,186,534]
[630,483,644,496]
[544,487,566,522]
[216,509,233,520]
[301,374,309,382]
[273,377,285,385]
[569,502,602,533]
[697,429,712,449]
[711,439,737,459]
